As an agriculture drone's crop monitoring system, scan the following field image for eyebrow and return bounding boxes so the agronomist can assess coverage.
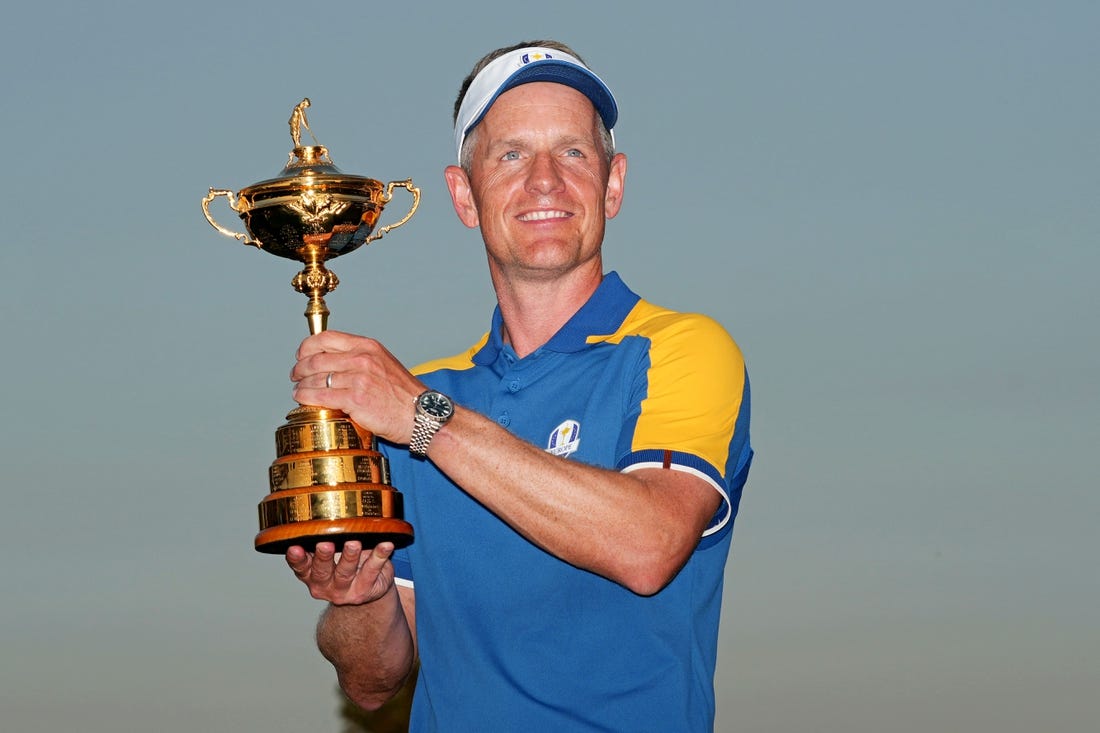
[491,134,597,151]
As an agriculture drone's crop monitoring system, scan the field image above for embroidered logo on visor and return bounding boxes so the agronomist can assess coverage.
[546,419,581,458]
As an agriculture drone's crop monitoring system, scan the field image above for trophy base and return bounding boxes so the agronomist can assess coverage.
[255,405,414,555]
[255,516,415,555]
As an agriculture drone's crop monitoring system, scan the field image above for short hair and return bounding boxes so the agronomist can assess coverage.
[454,40,615,172]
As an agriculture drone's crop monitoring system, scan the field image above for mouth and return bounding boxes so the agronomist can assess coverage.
[517,209,572,222]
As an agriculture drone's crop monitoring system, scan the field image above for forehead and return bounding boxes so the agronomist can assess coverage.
[479,82,601,136]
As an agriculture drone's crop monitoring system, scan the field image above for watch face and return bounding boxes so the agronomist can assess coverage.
[419,391,453,419]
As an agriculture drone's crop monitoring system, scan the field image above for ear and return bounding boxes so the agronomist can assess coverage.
[444,165,480,228]
[603,153,627,219]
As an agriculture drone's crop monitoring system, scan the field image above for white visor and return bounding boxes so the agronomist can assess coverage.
[453,47,618,162]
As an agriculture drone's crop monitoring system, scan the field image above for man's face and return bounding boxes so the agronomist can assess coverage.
[446,82,626,284]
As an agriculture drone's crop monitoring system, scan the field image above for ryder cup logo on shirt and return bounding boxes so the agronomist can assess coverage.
[546,419,581,458]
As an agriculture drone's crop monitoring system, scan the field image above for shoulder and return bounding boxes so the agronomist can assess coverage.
[410,332,490,377]
[616,299,746,373]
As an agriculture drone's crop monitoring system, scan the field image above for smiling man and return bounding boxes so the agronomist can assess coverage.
[285,40,753,732]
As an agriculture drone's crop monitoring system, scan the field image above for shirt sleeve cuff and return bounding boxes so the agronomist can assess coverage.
[619,449,733,541]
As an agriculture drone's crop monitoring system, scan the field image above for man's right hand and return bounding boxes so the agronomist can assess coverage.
[286,541,398,606]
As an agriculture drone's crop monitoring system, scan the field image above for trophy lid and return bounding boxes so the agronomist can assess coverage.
[280,144,342,176]
[237,98,385,202]
[226,101,391,260]
[239,144,385,200]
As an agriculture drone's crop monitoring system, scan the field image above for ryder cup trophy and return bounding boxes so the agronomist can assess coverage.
[202,99,419,554]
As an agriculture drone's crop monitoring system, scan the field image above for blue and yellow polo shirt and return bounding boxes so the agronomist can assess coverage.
[388,271,751,732]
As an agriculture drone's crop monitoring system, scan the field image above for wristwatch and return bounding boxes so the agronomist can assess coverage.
[410,390,455,457]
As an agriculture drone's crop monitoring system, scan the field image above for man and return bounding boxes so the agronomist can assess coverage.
[286,40,752,732]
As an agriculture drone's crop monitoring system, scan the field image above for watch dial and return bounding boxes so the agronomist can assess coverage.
[421,392,452,418]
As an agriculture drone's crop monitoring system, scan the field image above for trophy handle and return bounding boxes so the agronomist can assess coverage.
[202,188,261,248]
[366,179,421,243]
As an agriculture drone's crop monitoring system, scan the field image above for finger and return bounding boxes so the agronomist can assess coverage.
[285,545,313,577]
[308,542,337,584]
[295,332,330,360]
[290,347,362,385]
[295,370,336,390]
[292,383,347,413]
[333,541,363,585]
[324,371,346,391]
[364,542,396,570]
[296,330,355,360]
[290,351,336,383]
[345,543,396,599]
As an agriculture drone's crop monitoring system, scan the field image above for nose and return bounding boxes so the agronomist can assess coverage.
[525,151,565,195]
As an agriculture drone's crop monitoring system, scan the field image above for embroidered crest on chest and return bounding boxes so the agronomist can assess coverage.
[546,419,581,458]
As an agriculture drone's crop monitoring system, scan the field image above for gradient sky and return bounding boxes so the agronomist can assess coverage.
[2,2,1096,732]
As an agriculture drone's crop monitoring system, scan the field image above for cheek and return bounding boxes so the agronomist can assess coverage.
[473,178,517,217]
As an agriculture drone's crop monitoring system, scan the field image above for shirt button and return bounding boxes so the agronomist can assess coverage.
[508,380,521,393]
[497,414,510,426]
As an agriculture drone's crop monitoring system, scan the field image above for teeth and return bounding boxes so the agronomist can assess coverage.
[518,210,569,221]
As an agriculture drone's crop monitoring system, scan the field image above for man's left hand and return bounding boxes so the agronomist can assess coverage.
[290,330,425,444]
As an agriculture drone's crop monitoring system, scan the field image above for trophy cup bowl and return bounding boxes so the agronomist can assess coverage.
[203,99,419,554]
[204,144,418,260]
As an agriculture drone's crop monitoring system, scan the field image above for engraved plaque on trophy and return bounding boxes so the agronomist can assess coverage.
[202,99,418,554]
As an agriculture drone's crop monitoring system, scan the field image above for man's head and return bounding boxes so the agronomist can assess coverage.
[452,40,617,172]
[444,41,627,285]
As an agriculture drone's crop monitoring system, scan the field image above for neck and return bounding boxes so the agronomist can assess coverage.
[491,263,603,358]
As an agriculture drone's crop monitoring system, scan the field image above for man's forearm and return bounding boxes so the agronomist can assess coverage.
[316,584,416,710]
[426,407,721,595]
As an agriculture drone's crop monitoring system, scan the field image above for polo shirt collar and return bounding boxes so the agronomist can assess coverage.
[472,271,641,365]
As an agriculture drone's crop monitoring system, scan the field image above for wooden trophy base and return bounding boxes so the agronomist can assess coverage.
[255,516,414,555]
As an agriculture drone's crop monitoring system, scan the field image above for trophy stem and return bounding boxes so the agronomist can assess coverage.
[292,236,340,334]
[305,295,330,335]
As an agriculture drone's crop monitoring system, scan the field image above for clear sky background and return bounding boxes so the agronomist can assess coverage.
[1,1,1096,731]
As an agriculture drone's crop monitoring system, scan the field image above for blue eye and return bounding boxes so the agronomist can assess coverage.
[502,151,520,160]
[565,149,583,157]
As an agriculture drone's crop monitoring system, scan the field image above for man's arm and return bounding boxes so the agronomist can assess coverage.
[286,541,417,710]
[291,331,726,596]
[426,407,721,595]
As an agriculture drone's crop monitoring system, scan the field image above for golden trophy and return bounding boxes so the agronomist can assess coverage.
[202,99,419,554]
